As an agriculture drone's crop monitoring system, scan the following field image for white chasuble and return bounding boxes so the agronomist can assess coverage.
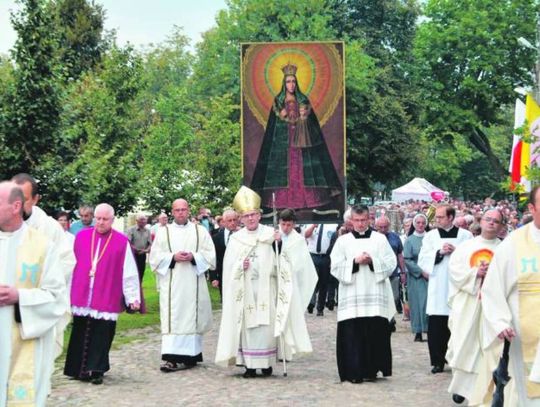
[480,224,540,406]
[446,235,501,404]
[150,222,216,356]
[215,225,279,369]
[0,224,66,407]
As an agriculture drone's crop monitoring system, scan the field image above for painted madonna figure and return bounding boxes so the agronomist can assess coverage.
[250,63,341,210]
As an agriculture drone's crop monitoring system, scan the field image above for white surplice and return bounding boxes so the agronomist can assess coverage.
[330,230,397,322]
[418,227,473,316]
[150,222,215,357]
[0,224,67,407]
[447,235,501,404]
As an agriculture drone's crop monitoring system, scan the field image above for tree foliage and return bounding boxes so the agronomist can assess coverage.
[2,0,539,214]
[38,46,146,215]
[1,0,61,176]
[414,0,538,180]
[49,0,107,81]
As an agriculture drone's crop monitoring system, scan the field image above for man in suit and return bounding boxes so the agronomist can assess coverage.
[210,209,239,300]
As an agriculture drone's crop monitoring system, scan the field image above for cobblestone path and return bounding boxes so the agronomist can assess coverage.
[49,312,454,406]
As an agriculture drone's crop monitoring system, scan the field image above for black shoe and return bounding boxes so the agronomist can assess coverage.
[243,368,257,378]
[91,377,103,385]
[431,365,444,374]
[307,304,314,314]
[414,333,423,342]
[390,320,396,332]
[452,394,465,404]
[316,310,324,316]
[364,376,377,382]
[327,301,335,311]
[261,366,273,376]
[348,378,363,384]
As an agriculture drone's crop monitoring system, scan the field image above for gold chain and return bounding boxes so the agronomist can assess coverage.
[89,229,114,277]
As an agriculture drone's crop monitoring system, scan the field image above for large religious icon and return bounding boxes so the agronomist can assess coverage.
[241,42,346,223]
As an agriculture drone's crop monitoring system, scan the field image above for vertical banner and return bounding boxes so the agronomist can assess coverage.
[241,42,346,223]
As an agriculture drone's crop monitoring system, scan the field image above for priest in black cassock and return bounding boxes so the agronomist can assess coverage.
[330,205,397,383]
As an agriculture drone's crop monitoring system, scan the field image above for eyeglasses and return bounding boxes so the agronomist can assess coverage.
[483,216,501,224]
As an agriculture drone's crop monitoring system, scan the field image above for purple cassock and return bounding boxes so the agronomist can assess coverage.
[71,227,139,313]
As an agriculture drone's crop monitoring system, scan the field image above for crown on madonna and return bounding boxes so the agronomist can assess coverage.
[281,63,297,76]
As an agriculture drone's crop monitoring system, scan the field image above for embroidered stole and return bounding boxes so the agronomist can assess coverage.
[9,228,47,406]
[515,224,540,398]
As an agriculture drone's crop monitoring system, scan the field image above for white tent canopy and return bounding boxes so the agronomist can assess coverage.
[391,178,446,202]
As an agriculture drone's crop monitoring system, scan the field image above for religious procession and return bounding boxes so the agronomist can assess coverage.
[2,0,540,406]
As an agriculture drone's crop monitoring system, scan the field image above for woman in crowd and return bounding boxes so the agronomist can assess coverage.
[403,213,429,342]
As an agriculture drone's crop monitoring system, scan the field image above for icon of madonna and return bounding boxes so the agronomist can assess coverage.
[250,63,342,210]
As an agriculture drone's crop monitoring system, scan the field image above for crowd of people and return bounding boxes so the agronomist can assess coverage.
[2,172,540,406]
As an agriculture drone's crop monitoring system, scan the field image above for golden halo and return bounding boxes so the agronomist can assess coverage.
[242,43,343,128]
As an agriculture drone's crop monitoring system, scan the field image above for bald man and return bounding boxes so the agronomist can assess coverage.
[0,182,66,405]
[150,199,216,372]
[64,203,141,385]
[210,209,240,301]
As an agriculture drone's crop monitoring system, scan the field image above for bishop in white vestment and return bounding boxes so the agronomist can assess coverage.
[216,187,283,378]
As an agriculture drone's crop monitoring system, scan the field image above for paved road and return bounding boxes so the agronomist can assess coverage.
[49,312,454,406]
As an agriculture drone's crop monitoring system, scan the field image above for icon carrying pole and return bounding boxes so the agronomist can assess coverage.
[273,193,287,377]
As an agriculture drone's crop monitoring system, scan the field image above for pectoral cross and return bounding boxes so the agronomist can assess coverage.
[89,258,98,278]
[246,304,254,313]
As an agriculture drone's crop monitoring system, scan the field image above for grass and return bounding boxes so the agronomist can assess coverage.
[60,266,222,355]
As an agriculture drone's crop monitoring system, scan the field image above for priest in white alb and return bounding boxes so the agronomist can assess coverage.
[275,208,317,361]
[418,204,472,374]
[481,186,540,406]
[12,173,76,369]
[150,198,216,372]
[0,181,67,406]
[446,209,504,405]
[330,204,397,383]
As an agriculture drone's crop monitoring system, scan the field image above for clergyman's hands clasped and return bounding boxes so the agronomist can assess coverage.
[0,285,19,306]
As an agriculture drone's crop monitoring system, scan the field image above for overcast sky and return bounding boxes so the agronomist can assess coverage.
[0,0,226,55]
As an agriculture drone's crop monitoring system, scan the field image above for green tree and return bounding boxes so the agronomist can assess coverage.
[0,56,15,178]
[49,0,108,81]
[414,0,537,180]
[38,46,146,214]
[330,0,422,196]
[192,0,337,102]
[1,0,61,177]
